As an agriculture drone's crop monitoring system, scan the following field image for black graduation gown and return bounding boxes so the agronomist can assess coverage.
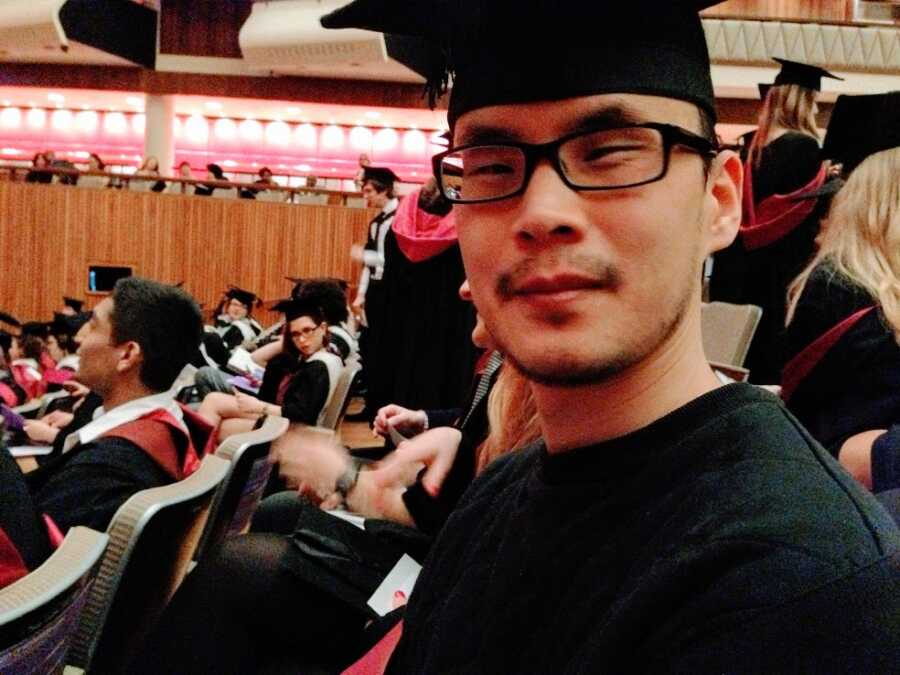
[26,435,171,532]
[367,231,477,414]
[709,133,825,383]
[783,263,900,457]
[257,353,332,426]
[387,385,900,673]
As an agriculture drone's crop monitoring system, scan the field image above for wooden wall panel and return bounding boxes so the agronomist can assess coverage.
[704,0,856,22]
[0,183,371,327]
[159,0,253,58]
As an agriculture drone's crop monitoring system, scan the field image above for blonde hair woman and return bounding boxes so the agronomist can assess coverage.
[708,59,840,384]
[783,146,900,491]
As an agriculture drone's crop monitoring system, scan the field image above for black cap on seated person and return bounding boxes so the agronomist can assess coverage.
[63,296,84,313]
[0,311,20,329]
[822,91,900,175]
[21,321,49,340]
[271,297,324,323]
[225,286,261,309]
[321,1,723,127]
[772,58,843,91]
[51,311,91,338]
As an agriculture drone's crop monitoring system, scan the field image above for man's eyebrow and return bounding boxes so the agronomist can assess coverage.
[566,106,648,135]
[454,105,650,146]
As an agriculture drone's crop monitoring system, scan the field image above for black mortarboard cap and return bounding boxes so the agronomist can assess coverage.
[51,311,91,337]
[21,321,49,340]
[63,296,84,313]
[293,278,349,324]
[322,1,722,127]
[823,92,900,175]
[362,166,398,187]
[271,297,324,322]
[226,286,260,308]
[0,311,20,328]
[772,58,843,92]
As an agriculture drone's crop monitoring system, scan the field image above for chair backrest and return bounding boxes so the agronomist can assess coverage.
[320,361,363,431]
[0,527,108,675]
[193,415,290,562]
[67,454,229,674]
[701,301,763,368]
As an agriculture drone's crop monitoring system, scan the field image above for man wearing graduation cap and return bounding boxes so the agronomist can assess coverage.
[319,3,900,672]
[349,165,400,420]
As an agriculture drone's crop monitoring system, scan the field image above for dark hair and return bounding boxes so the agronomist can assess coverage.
[363,178,395,199]
[110,277,203,392]
[89,153,105,170]
[32,152,47,167]
[293,279,349,324]
[17,335,44,362]
[53,332,78,355]
[282,307,328,361]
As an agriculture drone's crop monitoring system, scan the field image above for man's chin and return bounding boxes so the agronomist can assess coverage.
[506,349,638,388]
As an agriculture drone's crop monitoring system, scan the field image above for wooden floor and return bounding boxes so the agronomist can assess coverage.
[339,397,384,450]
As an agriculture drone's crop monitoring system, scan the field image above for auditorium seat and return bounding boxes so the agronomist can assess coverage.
[701,301,763,368]
[0,527,108,674]
[320,360,363,432]
[193,414,290,563]
[66,454,229,674]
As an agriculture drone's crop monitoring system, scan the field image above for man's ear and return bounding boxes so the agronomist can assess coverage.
[116,341,143,375]
[703,150,743,256]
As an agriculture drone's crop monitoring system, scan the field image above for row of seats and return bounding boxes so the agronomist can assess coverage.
[0,359,362,673]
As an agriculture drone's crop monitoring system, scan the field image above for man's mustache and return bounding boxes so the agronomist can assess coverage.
[496,254,622,299]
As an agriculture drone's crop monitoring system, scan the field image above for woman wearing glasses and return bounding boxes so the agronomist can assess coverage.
[197,297,343,440]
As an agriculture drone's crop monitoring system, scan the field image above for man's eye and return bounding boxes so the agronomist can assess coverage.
[582,144,645,162]
[465,162,515,177]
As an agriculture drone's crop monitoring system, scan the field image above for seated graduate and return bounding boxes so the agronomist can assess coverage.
[784,117,900,491]
[0,331,46,405]
[193,286,266,397]
[290,277,359,360]
[211,286,263,351]
[197,296,343,438]
[23,277,207,532]
[43,311,91,386]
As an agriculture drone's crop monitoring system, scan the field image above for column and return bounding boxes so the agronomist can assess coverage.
[143,94,175,175]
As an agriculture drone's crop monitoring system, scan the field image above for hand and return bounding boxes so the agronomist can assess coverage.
[373,405,428,439]
[370,427,463,498]
[41,410,73,429]
[62,380,90,399]
[351,296,365,313]
[350,244,365,262]
[23,420,60,444]
[272,427,351,503]
[234,391,265,416]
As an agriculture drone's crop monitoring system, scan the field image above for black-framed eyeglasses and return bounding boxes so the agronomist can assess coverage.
[432,123,718,205]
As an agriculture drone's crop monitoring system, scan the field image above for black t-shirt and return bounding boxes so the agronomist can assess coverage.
[388,384,900,673]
